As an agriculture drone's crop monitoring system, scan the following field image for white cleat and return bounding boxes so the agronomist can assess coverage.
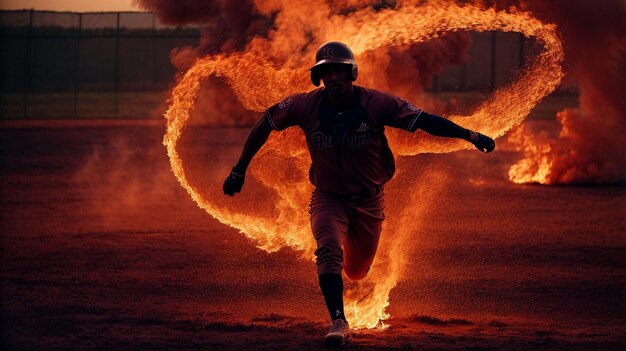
[324,319,352,346]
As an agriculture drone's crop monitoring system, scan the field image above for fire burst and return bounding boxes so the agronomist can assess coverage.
[163,2,564,329]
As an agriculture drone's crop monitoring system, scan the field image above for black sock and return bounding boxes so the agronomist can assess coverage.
[319,273,346,321]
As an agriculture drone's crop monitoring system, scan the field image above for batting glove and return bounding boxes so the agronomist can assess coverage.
[469,131,496,153]
[223,166,245,196]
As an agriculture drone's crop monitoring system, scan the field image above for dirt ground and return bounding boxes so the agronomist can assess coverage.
[1,118,624,350]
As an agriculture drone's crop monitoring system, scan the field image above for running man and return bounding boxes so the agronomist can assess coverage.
[223,41,495,346]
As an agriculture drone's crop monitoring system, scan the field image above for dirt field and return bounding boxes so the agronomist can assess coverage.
[1,119,624,350]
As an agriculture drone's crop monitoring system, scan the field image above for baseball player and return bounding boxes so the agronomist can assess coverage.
[223,41,495,346]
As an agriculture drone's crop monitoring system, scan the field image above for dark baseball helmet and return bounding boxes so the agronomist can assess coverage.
[309,41,358,87]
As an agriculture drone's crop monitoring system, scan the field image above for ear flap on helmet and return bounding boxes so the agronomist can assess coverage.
[311,69,321,87]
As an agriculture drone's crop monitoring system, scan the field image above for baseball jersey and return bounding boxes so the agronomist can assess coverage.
[264,86,424,196]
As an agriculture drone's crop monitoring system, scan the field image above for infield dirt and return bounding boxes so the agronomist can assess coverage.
[1,119,624,350]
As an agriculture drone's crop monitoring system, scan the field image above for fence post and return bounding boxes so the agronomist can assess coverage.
[152,13,158,89]
[432,75,439,94]
[461,62,467,91]
[73,13,82,118]
[114,12,120,118]
[23,9,34,118]
[490,31,496,90]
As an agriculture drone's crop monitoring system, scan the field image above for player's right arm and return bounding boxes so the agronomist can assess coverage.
[223,94,301,196]
[223,116,272,196]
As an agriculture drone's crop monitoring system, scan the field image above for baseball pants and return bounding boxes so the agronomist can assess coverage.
[309,187,385,280]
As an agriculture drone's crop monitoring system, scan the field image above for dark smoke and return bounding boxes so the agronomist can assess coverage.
[138,0,626,184]
[133,0,272,53]
[357,32,471,113]
[494,0,626,116]
[499,0,626,184]
[134,0,471,124]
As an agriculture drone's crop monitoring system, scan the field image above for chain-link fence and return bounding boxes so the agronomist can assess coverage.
[1,10,200,119]
[1,10,571,119]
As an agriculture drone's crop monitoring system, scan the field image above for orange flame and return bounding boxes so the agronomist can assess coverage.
[163,1,563,329]
[507,124,554,184]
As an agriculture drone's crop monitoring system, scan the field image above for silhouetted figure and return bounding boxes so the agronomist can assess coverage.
[223,41,495,346]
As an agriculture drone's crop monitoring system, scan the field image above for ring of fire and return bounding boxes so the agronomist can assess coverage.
[163,2,564,329]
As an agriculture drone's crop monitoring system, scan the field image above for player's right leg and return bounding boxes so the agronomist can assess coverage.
[309,188,352,345]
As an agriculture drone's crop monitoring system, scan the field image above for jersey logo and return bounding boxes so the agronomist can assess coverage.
[348,133,372,148]
[278,97,292,109]
[308,131,334,151]
[356,122,369,132]
[321,46,335,59]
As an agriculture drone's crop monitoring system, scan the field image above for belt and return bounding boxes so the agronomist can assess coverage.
[318,186,382,201]
[350,186,382,201]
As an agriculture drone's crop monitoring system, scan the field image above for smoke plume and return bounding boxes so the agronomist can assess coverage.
[136,0,626,183]
[74,132,180,226]
[134,0,471,124]
[503,0,626,184]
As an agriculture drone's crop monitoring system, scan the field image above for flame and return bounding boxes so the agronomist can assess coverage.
[508,104,626,185]
[507,125,554,184]
[163,1,564,329]
[505,1,626,186]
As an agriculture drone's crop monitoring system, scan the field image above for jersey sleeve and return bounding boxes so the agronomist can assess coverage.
[264,94,300,131]
[382,94,424,132]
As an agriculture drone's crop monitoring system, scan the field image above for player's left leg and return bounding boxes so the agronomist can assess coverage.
[343,190,385,280]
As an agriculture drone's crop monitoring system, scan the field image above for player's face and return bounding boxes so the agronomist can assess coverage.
[320,64,353,96]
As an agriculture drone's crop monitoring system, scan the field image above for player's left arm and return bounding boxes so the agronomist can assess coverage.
[415,113,495,153]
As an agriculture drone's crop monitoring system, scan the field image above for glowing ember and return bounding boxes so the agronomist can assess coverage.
[163,2,563,329]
